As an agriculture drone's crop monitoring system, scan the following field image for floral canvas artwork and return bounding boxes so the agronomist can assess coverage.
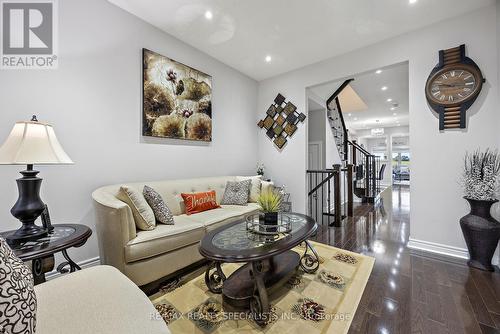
[142,49,213,141]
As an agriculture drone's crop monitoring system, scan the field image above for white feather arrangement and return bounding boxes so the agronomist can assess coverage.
[461,149,500,201]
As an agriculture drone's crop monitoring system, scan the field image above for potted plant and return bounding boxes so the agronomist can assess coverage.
[256,163,265,177]
[257,188,282,231]
[460,149,500,271]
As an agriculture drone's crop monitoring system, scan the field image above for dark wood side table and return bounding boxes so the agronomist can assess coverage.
[1,224,92,285]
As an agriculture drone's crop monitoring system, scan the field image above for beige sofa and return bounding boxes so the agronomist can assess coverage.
[92,176,261,286]
[36,265,170,334]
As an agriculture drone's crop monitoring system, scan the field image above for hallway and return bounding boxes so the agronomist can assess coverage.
[312,186,500,334]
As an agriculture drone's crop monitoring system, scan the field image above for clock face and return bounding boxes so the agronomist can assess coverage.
[426,65,482,106]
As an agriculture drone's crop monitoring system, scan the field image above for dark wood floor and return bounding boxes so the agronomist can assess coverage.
[311,185,500,334]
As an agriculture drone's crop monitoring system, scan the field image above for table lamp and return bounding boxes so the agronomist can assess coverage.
[0,116,73,245]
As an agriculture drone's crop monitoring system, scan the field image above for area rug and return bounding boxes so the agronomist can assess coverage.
[150,241,374,334]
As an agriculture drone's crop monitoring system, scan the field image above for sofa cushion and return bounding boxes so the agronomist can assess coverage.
[143,177,237,216]
[185,204,260,231]
[125,217,204,263]
[0,238,36,334]
[117,186,155,231]
[35,266,170,334]
[221,203,261,214]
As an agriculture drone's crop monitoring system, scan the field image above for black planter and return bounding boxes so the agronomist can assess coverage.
[460,197,500,271]
[264,212,278,233]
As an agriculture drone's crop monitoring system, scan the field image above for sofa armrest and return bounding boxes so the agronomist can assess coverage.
[92,189,137,272]
[35,266,170,334]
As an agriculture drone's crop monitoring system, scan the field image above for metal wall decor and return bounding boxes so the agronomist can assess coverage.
[257,93,306,150]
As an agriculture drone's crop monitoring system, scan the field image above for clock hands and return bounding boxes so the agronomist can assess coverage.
[436,83,468,89]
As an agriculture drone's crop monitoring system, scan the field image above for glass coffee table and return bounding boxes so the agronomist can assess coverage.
[199,212,319,326]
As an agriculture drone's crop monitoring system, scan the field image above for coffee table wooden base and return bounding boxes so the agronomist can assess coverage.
[200,213,319,327]
[222,251,299,324]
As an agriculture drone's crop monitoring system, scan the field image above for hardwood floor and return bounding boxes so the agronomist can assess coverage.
[311,185,500,334]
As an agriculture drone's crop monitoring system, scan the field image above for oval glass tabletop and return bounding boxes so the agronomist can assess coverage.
[1,224,92,261]
[199,212,317,262]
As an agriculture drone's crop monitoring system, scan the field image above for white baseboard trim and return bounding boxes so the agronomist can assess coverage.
[408,238,500,265]
[45,256,101,280]
[407,238,469,260]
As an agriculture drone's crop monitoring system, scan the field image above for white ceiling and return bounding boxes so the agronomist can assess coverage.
[309,62,409,130]
[108,0,493,80]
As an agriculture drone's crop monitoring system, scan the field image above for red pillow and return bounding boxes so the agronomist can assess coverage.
[181,190,220,215]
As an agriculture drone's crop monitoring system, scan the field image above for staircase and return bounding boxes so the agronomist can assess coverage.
[326,79,352,161]
[306,79,383,226]
[348,140,380,203]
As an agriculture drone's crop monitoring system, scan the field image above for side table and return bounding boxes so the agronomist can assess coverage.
[1,224,92,285]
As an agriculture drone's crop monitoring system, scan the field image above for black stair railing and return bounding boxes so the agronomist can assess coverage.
[307,165,342,227]
[326,79,353,162]
[347,140,381,203]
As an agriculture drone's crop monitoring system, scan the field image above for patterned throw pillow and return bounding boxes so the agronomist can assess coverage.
[221,180,252,205]
[0,238,36,334]
[181,190,221,215]
[143,185,174,225]
[236,176,262,203]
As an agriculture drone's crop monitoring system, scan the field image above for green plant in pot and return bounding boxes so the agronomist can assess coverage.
[257,188,282,231]
[460,149,500,271]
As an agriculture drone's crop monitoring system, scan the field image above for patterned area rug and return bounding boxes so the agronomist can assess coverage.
[150,241,374,334]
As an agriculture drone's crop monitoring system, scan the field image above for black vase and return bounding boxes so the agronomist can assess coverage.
[460,197,500,271]
[264,212,278,233]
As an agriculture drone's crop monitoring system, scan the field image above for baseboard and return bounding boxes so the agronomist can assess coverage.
[407,238,469,259]
[407,238,500,265]
[45,256,101,280]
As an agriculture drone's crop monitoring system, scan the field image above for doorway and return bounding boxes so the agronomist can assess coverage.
[308,141,323,170]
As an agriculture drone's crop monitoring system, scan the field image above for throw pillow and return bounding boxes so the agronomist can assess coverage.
[181,190,220,215]
[236,175,262,203]
[117,186,156,230]
[0,238,36,334]
[261,180,275,194]
[221,180,252,205]
[143,186,174,225]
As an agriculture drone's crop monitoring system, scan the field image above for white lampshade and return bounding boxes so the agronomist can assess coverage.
[0,120,73,165]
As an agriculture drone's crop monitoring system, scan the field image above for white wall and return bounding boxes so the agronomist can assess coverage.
[307,108,326,169]
[308,111,326,144]
[257,5,499,260]
[0,0,258,264]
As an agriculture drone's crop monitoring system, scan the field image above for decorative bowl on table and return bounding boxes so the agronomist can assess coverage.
[245,213,291,235]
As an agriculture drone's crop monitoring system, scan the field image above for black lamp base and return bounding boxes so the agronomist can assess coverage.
[6,224,48,246]
[6,165,48,246]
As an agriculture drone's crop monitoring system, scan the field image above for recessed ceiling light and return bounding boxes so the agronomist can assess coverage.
[265,55,272,63]
[397,124,401,126]
[348,113,352,117]
[390,107,396,111]
[393,112,397,116]
[381,86,388,91]
[375,69,382,74]
[409,0,418,4]
[387,98,392,102]
[354,117,358,121]
[204,10,213,20]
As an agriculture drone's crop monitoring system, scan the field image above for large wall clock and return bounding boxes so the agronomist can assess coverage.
[425,44,485,130]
